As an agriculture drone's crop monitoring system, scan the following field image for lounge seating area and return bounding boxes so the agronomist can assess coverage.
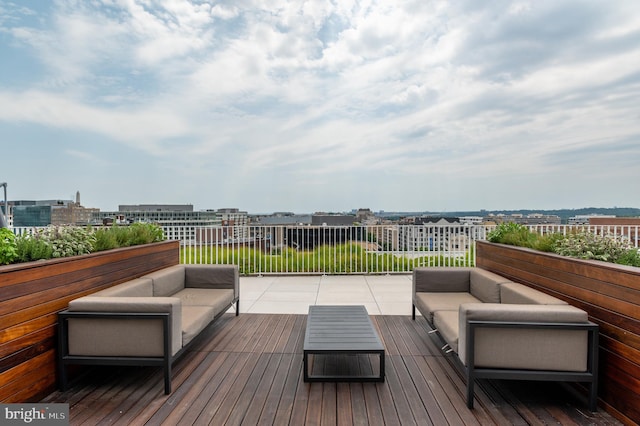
[57,264,239,394]
[44,273,620,424]
[412,267,599,411]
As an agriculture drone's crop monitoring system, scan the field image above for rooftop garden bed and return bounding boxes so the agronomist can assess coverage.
[486,222,640,266]
[0,223,165,265]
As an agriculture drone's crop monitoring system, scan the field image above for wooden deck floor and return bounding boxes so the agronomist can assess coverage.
[42,314,620,425]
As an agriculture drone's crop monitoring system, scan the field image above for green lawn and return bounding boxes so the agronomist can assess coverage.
[180,243,474,274]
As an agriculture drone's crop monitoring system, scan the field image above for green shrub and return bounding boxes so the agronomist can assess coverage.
[616,248,640,267]
[488,222,639,266]
[15,233,53,262]
[532,232,564,252]
[2,223,167,265]
[38,226,96,258]
[92,227,120,251]
[128,223,165,245]
[92,223,165,251]
[0,228,18,265]
[554,232,633,263]
[487,223,538,248]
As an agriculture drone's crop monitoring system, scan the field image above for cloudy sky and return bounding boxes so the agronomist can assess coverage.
[1,0,639,213]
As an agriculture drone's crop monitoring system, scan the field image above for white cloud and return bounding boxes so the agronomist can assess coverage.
[0,0,639,212]
[0,90,190,153]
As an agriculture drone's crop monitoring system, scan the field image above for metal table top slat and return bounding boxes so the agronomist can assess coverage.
[304,305,384,352]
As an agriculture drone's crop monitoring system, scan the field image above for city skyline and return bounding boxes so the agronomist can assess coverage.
[1,1,640,213]
[4,193,639,220]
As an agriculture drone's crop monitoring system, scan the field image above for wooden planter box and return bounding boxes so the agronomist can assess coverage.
[476,241,640,425]
[0,240,179,403]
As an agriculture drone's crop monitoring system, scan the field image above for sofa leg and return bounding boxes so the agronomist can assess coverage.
[412,304,415,320]
[589,382,598,412]
[58,364,68,391]
[236,300,240,316]
[164,362,172,394]
[466,377,475,409]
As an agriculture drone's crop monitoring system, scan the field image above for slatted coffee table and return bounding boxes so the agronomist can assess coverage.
[303,305,385,382]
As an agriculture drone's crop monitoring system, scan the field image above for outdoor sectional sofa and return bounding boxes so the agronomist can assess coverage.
[57,264,239,394]
[412,267,599,411]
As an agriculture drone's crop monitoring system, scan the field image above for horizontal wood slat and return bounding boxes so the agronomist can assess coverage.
[476,241,640,425]
[0,241,179,402]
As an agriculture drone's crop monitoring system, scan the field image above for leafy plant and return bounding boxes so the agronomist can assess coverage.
[488,222,640,267]
[531,232,564,253]
[554,232,634,263]
[616,248,640,267]
[487,223,539,248]
[15,233,54,262]
[92,223,165,251]
[128,223,165,245]
[92,227,120,251]
[2,223,167,265]
[36,226,96,258]
[0,228,18,265]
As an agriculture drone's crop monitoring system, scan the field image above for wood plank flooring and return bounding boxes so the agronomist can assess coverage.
[42,314,621,425]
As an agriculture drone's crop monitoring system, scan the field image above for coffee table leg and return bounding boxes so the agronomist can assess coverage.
[303,351,309,382]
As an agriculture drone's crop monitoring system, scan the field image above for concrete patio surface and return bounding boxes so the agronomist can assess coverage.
[236,274,414,315]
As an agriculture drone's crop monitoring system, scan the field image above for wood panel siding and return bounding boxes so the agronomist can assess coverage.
[0,240,179,403]
[476,241,640,425]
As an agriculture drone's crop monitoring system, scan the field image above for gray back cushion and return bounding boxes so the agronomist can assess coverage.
[185,265,236,289]
[92,278,153,297]
[500,282,567,305]
[146,265,186,296]
[413,267,471,293]
[469,269,511,303]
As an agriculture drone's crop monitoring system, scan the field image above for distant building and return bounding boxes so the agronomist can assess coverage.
[568,214,616,225]
[355,208,378,225]
[11,204,52,227]
[486,213,561,225]
[9,192,98,227]
[252,213,312,225]
[398,217,468,251]
[459,216,484,225]
[204,208,250,243]
[311,214,356,226]
[51,192,99,225]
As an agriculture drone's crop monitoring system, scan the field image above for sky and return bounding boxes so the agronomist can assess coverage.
[1,0,639,214]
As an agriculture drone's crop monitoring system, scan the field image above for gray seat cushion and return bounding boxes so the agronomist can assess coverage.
[433,310,459,353]
[181,306,217,346]
[415,292,481,323]
[173,288,234,314]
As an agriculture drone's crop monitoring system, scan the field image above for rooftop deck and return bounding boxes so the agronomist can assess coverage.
[42,276,621,425]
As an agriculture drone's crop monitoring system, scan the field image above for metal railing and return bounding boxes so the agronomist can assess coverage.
[170,223,639,274]
[10,224,639,275]
[172,224,487,274]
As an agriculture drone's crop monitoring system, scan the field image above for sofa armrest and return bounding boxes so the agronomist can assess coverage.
[65,296,182,357]
[458,303,599,411]
[458,303,594,371]
[184,264,239,300]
